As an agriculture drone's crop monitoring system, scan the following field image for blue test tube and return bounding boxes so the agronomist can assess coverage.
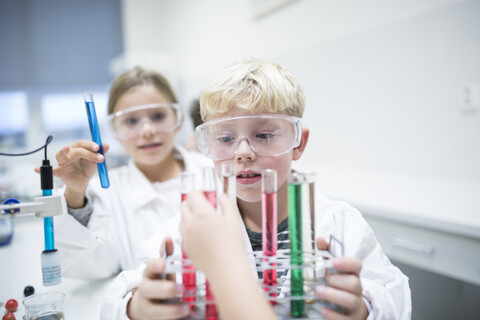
[83,91,110,188]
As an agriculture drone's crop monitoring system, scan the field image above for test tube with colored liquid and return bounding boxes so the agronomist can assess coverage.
[203,167,218,320]
[83,91,110,188]
[262,169,277,302]
[181,172,196,308]
[288,172,305,317]
[221,162,236,202]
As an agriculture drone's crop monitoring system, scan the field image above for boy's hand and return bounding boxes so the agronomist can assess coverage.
[34,140,109,208]
[127,237,189,320]
[180,191,245,277]
[316,238,368,320]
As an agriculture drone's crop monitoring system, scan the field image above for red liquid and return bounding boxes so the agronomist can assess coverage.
[262,192,277,301]
[204,190,218,320]
[181,193,196,308]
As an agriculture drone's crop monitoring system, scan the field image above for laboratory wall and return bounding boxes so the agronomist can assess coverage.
[118,0,480,187]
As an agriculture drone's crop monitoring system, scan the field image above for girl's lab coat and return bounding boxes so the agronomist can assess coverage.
[101,186,412,320]
[54,146,213,280]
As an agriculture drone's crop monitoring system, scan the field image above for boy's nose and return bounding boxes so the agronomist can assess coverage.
[235,137,256,161]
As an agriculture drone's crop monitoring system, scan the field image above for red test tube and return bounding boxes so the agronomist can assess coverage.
[181,172,196,308]
[262,169,278,303]
[203,167,218,320]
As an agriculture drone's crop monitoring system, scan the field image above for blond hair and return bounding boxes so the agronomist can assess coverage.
[107,66,177,114]
[200,60,305,122]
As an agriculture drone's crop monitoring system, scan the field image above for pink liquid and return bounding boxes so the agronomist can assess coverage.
[181,193,196,308]
[204,190,218,320]
[262,192,277,301]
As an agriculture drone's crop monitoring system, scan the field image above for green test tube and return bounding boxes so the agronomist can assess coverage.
[288,172,304,317]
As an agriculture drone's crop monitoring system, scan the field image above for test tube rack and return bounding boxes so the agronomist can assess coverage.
[162,236,344,320]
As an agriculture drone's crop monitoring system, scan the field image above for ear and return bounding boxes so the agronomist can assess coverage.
[292,128,309,161]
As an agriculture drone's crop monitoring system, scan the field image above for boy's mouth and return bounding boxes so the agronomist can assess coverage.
[236,171,261,184]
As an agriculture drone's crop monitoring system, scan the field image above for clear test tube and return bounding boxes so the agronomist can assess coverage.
[221,162,236,202]
[262,169,277,302]
[181,172,196,307]
[288,171,305,317]
[301,172,316,301]
[202,167,218,320]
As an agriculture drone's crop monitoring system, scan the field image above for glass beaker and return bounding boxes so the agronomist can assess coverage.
[23,292,65,320]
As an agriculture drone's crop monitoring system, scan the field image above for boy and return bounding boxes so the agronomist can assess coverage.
[101,60,411,320]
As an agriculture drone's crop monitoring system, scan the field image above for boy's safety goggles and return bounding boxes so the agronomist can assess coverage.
[107,103,183,140]
[195,114,302,160]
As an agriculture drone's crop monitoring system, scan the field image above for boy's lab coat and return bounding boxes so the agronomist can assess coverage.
[54,146,213,280]
[101,187,412,320]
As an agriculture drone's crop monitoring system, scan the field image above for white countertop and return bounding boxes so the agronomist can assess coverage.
[294,164,480,239]
[0,214,114,320]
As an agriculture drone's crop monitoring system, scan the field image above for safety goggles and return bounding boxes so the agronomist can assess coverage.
[108,103,183,140]
[195,114,302,160]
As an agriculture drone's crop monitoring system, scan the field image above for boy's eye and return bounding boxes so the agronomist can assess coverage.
[217,136,235,143]
[256,132,274,140]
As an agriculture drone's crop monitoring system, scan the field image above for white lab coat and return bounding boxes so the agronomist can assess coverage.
[101,185,411,320]
[54,146,213,280]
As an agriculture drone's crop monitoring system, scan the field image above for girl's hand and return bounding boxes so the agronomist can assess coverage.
[180,191,245,277]
[34,140,109,208]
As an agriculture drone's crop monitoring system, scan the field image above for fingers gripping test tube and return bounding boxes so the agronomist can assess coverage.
[181,172,196,308]
[83,91,110,188]
[288,172,305,317]
[202,167,219,320]
[262,169,278,302]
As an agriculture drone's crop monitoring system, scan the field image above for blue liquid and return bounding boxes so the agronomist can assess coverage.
[43,189,54,251]
[85,101,110,188]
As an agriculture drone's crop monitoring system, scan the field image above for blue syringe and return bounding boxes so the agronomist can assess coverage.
[83,91,110,188]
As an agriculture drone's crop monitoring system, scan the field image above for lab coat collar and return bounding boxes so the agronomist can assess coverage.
[127,146,185,212]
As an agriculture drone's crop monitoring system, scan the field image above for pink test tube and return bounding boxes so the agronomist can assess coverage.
[181,172,196,308]
[262,169,277,302]
[202,167,218,320]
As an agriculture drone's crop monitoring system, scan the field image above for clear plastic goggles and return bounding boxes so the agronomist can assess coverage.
[195,114,302,160]
[108,103,183,140]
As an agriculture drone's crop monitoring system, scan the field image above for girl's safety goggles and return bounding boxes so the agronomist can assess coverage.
[107,103,183,140]
[195,114,302,160]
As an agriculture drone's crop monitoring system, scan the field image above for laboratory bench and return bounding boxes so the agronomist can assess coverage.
[0,213,114,320]
[302,165,480,286]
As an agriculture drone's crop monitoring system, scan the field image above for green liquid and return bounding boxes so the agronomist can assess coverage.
[30,311,64,320]
[288,182,304,317]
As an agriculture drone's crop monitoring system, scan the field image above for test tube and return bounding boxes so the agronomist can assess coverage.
[288,172,304,317]
[262,169,277,302]
[302,172,316,300]
[181,172,196,307]
[202,167,218,320]
[221,162,236,202]
[83,91,110,188]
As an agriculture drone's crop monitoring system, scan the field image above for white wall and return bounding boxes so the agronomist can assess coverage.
[116,0,480,219]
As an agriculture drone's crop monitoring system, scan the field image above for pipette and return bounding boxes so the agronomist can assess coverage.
[181,172,196,308]
[202,167,218,320]
[262,169,277,302]
[288,172,305,316]
[83,91,110,188]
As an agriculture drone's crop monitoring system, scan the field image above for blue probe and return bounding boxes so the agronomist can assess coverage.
[83,91,110,188]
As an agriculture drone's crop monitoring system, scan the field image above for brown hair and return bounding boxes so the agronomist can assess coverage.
[107,66,178,114]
